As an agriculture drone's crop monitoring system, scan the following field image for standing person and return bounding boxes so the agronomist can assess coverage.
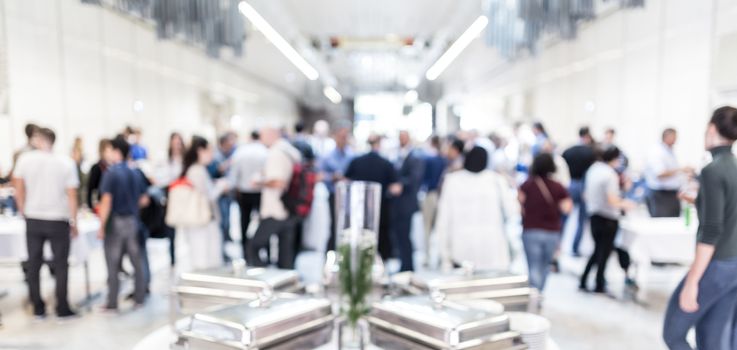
[12,127,79,319]
[96,137,148,311]
[153,133,185,266]
[531,122,549,157]
[436,147,518,271]
[579,146,635,293]
[645,128,691,218]
[71,137,86,207]
[445,139,466,174]
[320,124,355,253]
[662,106,737,349]
[562,127,597,256]
[247,127,301,269]
[391,131,425,272]
[519,153,572,291]
[87,139,113,211]
[125,126,148,161]
[176,136,226,270]
[229,130,268,260]
[8,123,40,181]
[208,132,238,261]
[344,135,402,262]
[421,135,446,266]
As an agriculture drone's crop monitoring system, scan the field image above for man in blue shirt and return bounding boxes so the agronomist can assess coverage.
[98,137,149,311]
[320,123,355,252]
[208,132,238,262]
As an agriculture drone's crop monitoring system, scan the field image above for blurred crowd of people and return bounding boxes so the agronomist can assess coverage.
[4,106,737,349]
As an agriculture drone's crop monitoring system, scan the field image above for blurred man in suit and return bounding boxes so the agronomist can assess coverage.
[392,131,425,272]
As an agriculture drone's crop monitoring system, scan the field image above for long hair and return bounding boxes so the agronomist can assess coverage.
[168,132,184,160]
[181,136,208,178]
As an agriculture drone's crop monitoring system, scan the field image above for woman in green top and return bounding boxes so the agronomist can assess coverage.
[663,106,737,350]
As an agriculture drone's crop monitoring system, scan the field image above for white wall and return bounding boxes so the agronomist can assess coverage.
[442,0,737,172]
[0,0,299,167]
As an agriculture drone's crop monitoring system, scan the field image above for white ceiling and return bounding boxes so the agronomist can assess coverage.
[240,0,486,98]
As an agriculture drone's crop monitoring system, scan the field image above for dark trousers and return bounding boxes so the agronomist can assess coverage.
[25,219,72,315]
[391,211,415,272]
[569,179,588,255]
[646,189,681,218]
[377,200,393,262]
[217,194,234,261]
[137,221,150,289]
[246,217,295,269]
[663,257,737,350]
[164,224,176,266]
[237,192,261,259]
[325,192,337,252]
[580,215,619,291]
[104,215,146,308]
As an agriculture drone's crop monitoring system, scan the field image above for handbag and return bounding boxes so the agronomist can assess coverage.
[165,177,211,228]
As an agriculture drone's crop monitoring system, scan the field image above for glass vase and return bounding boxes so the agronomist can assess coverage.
[334,180,381,345]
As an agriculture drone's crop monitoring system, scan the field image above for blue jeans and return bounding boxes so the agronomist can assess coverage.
[217,194,233,261]
[663,257,737,350]
[569,179,587,255]
[522,230,561,291]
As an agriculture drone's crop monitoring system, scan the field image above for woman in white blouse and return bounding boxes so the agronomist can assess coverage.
[436,146,519,271]
[178,136,228,270]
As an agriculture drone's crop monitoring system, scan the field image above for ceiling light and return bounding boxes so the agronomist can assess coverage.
[238,1,319,80]
[323,86,342,104]
[425,16,488,81]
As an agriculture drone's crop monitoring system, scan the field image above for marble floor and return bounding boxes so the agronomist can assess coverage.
[0,205,687,350]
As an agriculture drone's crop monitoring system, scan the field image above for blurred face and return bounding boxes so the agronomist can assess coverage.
[663,132,677,147]
[171,136,185,155]
[399,131,410,148]
[102,145,115,163]
[221,136,236,152]
[334,128,350,148]
[447,146,460,160]
[260,128,280,147]
[604,131,615,144]
[704,123,728,150]
[197,145,214,165]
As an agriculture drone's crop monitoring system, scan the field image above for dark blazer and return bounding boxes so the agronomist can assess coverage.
[345,152,399,196]
[394,149,425,216]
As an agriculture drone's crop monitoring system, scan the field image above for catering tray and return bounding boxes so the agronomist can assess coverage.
[175,263,301,313]
[367,295,525,350]
[408,269,537,313]
[174,296,334,350]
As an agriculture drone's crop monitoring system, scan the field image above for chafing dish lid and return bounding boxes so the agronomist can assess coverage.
[178,267,299,289]
[411,269,528,291]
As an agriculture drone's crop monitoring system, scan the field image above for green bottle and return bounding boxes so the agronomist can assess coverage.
[684,205,691,227]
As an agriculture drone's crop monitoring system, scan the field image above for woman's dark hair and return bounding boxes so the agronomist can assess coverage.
[181,136,209,178]
[463,146,488,173]
[25,123,39,139]
[530,153,557,178]
[601,146,621,163]
[533,122,547,136]
[710,106,737,141]
[168,132,184,160]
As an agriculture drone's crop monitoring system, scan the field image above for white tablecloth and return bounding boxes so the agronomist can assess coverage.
[619,216,696,265]
[0,216,101,265]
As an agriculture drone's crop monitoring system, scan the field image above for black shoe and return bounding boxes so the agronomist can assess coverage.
[578,283,589,292]
[33,311,47,321]
[57,310,80,321]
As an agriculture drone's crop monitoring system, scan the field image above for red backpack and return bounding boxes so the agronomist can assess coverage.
[281,161,317,218]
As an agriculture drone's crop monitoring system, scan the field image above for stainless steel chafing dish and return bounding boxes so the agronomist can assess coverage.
[407,268,538,313]
[175,260,302,313]
[173,295,334,350]
[367,295,527,350]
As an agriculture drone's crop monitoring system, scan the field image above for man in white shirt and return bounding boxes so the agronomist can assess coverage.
[246,127,301,269]
[229,130,268,259]
[645,128,691,217]
[13,127,79,319]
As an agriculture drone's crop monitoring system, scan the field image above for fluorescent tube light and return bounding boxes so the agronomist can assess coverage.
[323,86,342,104]
[425,16,488,81]
[238,1,319,80]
